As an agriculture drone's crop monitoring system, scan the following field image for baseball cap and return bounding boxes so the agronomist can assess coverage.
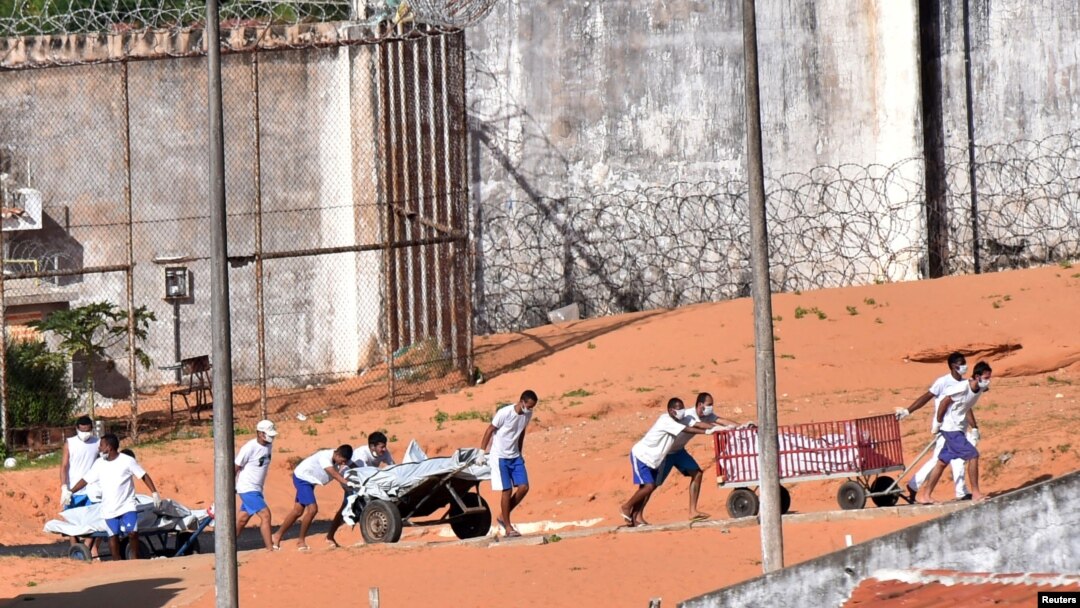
[255,420,278,437]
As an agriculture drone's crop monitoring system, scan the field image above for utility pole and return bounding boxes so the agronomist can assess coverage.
[206,0,239,605]
[742,0,784,573]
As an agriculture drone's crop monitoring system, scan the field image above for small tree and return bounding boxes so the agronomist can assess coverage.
[29,301,156,418]
[5,338,76,428]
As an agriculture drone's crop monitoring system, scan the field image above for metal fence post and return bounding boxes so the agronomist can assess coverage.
[0,203,7,451]
[251,51,268,420]
[121,61,140,442]
[962,0,981,273]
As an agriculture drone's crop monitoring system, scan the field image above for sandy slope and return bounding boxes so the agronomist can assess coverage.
[1,265,1077,606]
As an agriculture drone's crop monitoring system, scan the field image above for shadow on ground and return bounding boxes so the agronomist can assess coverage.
[0,578,182,608]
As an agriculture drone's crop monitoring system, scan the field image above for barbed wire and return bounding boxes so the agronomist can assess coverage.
[0,0,497,68]
[476,132,1080,333]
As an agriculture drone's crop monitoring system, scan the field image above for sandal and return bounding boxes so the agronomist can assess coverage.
[297,545,311,552]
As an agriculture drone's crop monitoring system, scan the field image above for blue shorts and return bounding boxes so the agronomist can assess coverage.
[938,431,979,463]
[104,511,139,537]
[656,449,701,486]
[492,456,528,492]
[630,454,658,486]
[292,474,317,507]
[239,491,269,515]
[64,494,95,510]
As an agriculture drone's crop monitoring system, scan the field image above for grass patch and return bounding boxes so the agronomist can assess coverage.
[451,409,493,422]
[772,315,783,322]
[433,409,449,430]
[562,388,593,398]
[1060,259,1073,269]
[875,317,884,324]
[795,306,826,320]
[543,534,562,544]
[1047,376,1072,385]
[863,297,876,306]
[302,426,318,436]
[1056,443,1072,454]
[567,400,583,407]
[689,372,700,378]
[780,354,795,360]
[586,342,596,350]
[846,305,858,316]
[633,387,654,393]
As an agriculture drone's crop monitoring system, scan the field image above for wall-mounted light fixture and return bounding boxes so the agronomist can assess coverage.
[164,266,190,300]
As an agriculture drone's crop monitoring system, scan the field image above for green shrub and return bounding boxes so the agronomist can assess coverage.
[6,339,76,428]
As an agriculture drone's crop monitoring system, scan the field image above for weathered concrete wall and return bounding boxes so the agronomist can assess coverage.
[0,47,383,389]
[681,471,1080,608]
[467,0,921,194]
[466,0,1080,332]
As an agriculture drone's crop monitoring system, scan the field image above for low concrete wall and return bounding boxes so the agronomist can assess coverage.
[681,471,1080,608]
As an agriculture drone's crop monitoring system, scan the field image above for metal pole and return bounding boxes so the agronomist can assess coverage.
[206,1,239,605]
[0,198,8,451]
[742,0,784,573]
[251,52,268,419]
[121,62,140,442]
[172,301,182,383]
[961,0,981,273]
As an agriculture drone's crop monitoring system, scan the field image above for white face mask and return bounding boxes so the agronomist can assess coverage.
[701,405,714,417]
[76,430,94,442]
[977,379,990,390]
[956,364,968,375]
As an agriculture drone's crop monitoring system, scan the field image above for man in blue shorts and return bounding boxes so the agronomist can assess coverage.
[272,444,353,551]
[479,390,538,538]
[69,433,161,561]
[916,362,992,504]
[659,392,740,521]
[234,420,278,550]
[621,398,718,527]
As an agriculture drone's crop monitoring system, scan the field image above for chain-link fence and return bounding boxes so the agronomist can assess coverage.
[1,27,472,446]
[476,132,1080,333]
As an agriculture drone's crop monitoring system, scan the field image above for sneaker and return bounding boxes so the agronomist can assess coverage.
[958,493,973,501]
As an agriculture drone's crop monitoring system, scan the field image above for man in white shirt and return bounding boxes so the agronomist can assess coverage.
[234,420,278,550]
[620,397,718,527]
[69,433,160,561]
[479,390,537,538]
[659,393,740,521]
[899,352,977,500]
[326,431,396,547]
[271,444,353,551]
[59,416,102,557]
[916,362,992,504]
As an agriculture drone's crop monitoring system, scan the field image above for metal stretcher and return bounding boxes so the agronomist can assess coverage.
[43,495,212,560]
[713,414,930,518]
[340,443,492,543]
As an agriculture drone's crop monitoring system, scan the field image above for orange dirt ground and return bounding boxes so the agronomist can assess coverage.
[1,265,1077,607]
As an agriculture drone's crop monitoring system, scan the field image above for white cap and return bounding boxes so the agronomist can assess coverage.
[255,420,278,438]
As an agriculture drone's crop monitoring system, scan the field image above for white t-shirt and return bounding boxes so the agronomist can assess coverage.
[81,453,146,519]
[234,438,273,494]
[489,405,532,459]
[631,413,691,469]
[351,445,395,468]
[66,436,101,499]
[928,373,967,431]
[670,408,717,452]
[294,449,338,486]
[939,381,983,432]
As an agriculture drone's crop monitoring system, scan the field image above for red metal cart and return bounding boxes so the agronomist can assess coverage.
[713,413,914,518]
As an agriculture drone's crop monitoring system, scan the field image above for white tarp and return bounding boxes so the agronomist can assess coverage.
[43,495,207,538]
[341,441,489,526]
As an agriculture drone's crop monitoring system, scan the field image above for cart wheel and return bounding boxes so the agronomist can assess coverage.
[175,532,201,556]
[68,543,92,562]
[124,537,153,560]
[870,476,900,507]
[448,492,492,540]
[837,480,867,510]
[726,488,759,518]
[779,486,792,515]
[361,499,403,544]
